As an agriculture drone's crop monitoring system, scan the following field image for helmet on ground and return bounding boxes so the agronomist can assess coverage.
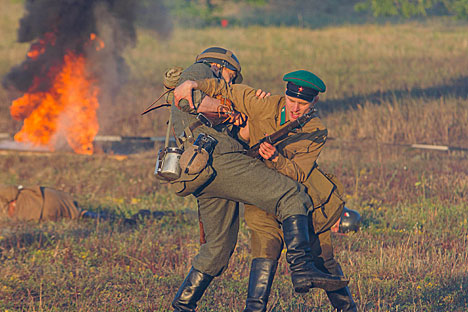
[195,47,243,84]
[339,206,361,233]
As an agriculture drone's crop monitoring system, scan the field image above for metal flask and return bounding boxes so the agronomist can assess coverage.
[155,147,183,181]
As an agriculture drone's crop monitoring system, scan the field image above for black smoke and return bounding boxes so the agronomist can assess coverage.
[3,0,133,94]
[3,0,172,98]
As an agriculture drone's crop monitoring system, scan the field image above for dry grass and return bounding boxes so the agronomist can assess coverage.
[1,7,467,144]
[1,1,468,311]
[326,96,468,146]
[1,146,467,311]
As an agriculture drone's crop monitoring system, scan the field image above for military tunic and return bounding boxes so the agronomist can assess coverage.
[195,78,345,269]
[0,185,81,222]
[170,63,312,277]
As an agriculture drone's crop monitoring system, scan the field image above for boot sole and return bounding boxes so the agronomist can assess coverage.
[294,278,349,293]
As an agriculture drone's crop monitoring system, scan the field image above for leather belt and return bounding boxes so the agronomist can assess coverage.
[188,113,225,132]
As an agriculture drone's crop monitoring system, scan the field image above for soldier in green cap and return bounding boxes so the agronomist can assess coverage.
[169,51,348,312]
[174,69,356,312]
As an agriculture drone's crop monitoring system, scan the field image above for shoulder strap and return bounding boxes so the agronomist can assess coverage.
[38,186,46,222]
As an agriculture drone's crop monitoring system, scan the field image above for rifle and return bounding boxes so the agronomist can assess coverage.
[246,108,318,159]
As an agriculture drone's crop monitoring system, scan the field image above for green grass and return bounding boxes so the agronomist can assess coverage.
[1,0,468,310]
[1,143,466,311]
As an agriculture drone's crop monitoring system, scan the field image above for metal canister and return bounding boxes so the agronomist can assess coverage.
[155,147,183,181]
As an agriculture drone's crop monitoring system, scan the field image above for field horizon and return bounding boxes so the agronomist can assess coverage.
[1,0,467,311]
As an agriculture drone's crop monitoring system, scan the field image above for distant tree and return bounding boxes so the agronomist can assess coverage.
[355,0,468,19]
[161,0,270,27]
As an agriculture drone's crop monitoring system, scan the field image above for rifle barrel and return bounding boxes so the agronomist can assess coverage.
[246,108,317,159]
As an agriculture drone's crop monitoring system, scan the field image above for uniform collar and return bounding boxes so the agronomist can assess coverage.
[280,105,287,125]
[279,104,307,134]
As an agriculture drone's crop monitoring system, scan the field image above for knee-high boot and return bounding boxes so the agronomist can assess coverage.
[326,265,357,312]
[243,258,278,312]
[172,267,213,312]
[282,215,349,293]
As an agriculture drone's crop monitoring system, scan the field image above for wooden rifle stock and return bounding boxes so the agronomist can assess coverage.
[246,108,317,159]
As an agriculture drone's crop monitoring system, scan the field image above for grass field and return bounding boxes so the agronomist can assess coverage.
[1,0,468,311]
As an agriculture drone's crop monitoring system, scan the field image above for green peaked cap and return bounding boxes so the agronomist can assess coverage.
[283,70,326,92]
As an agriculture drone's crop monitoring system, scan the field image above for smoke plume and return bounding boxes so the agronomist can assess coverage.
[2,0,172,153]
[3,0,140,95]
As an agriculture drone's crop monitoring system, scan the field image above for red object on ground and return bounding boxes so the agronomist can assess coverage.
[221,19,229,28]
[331,218,341,233]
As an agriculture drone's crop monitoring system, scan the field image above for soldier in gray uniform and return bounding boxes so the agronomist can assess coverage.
[178,70,358,312]
[169,47,348,312]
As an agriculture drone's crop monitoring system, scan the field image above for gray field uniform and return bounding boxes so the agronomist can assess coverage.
[171,63,312,277]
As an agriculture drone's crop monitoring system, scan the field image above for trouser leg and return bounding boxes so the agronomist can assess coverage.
[243,205,282,312]
[309,230,357,311]
[204,153,311,220]
[173,198,239,310]
[244,204,284,260]
[202,153,346,293]
[192,197,239,276]
[172,267,213,312]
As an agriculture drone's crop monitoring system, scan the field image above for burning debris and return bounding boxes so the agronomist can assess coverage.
[3,0,141,155]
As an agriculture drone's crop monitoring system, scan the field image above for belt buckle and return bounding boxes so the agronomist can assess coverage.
[197,113,213,128]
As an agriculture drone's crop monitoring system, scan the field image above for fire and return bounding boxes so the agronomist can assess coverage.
[27,32,56,60]
[10,35,102,155]
[89,33,105,51]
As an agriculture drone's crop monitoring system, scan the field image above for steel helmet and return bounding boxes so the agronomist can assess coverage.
[339,206,361,233]
[195,47,243,84]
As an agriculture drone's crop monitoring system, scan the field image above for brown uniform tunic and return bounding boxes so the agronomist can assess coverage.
[196,78,345,266]
[0,185,81,222]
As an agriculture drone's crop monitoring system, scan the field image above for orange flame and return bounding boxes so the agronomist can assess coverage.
[89,33,105,51]
[11,52,99,155]
[27,32,56,60]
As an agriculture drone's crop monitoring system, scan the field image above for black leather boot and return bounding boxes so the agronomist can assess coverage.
[326,265,357,312]
[282,215,349,293]
[172,267,213,312]
[243,258,278,312]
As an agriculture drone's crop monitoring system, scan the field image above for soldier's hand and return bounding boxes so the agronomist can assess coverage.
[255,89,271,99]
[259,142,279,162]
[174,80,198,109]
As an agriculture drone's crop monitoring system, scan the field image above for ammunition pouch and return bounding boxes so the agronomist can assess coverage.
[169,133,218,197]
[306,167,345,234]
[169,162,215,197]
[179,145,210,175]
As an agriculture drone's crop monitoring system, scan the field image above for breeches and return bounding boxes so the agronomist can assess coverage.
[244,203,339,274]
[192,152,312,276]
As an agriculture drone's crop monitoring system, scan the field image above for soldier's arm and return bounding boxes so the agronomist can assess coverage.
[267,122,328,183]
[174,78,276,117]
[175,63,220,113]
[196,78,278,117]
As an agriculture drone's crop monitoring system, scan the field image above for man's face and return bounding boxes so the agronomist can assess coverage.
[285,95,316,120]
[210,63,237,84]
[221,67,237,84]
